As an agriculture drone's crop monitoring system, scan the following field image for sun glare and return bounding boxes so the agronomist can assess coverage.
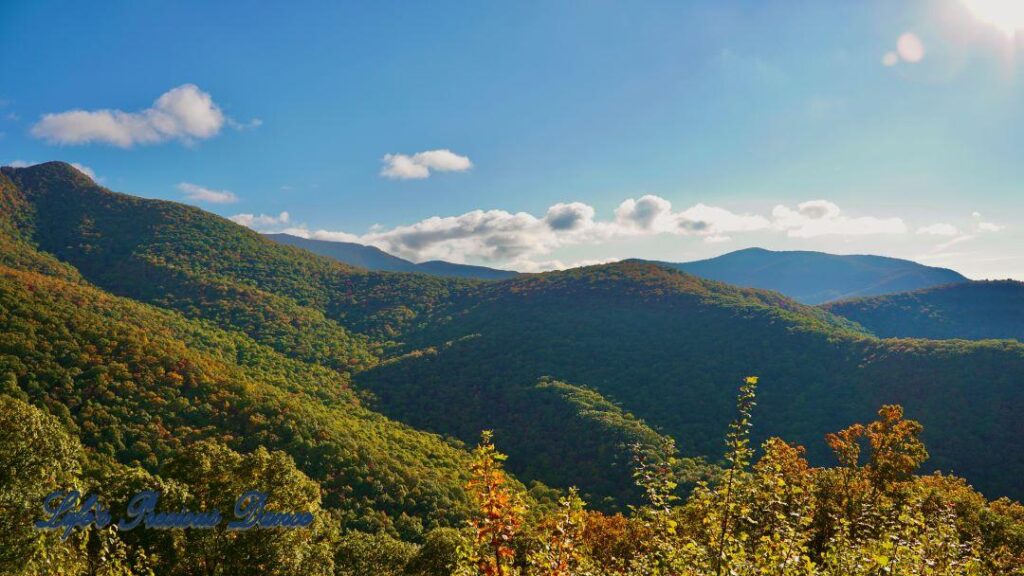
[963,0,1024,36]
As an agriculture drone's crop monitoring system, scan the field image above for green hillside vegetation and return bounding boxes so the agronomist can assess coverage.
[2,162,470,350]
[2,393,340,575]
[0,162,681,507]
[360,262,1024,502]
[824,280,1024,341]
[365,359,700,507]
[451,384,1024,575]
[2,161,1024,575]
[0,264,474,536]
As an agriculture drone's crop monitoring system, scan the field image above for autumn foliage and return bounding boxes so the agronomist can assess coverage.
[455,378,1024,576]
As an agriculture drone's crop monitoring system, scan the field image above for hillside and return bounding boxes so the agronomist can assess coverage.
[0,162,671,508]
[360,262,1024,501]
[0,264,478,535]
[1,162,478,350]
[656,247,967,304]
[824,280,1024,341]
[266,232,518,280]
[4,162,1024,506]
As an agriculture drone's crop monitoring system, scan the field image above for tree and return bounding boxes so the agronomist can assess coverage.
[0,395,85,575]
[461,431,526,576]
[158,440,338,576]
[405,527,464,576]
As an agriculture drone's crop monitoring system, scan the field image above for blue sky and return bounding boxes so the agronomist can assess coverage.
[2,0,1022,277]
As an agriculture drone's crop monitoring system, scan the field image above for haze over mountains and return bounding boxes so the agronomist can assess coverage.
[266,233,518,280]
[267,233,970,305]
[653,248,968,304]
[2,161,1023,516]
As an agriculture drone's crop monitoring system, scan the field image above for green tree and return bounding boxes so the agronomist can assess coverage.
[0,395,85,575]
[333,530,417,576]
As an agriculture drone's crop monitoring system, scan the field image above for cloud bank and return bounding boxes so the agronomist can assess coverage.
[772,200,907,238]
[234,196,914,269]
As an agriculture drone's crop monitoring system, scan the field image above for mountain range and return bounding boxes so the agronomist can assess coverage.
[1,161,1022,524]
[267,234,969,305]
[652,247,968,304]
[265,233,518,280]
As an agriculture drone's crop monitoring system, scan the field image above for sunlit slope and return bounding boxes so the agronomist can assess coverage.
[1,162,472,353]
[0,264,475,537]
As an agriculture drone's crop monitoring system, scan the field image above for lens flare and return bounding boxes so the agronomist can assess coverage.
[962,0,1024,36]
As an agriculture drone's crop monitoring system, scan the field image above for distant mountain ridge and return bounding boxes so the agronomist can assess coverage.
[265,233,518,280]
[650,247,968,304]
[4,162,1024,507]
[824,280,1024,341]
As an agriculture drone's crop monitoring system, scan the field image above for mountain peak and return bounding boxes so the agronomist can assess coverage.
[653,248,967,304]
[2,161,97,187]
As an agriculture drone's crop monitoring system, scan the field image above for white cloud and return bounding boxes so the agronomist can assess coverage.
[280,206,597,264]
[236,196,914,269]
[227,117,263,130]
[380,149,473,180]
[772,200,906,238]
[972,211,1005,232]
[545,202,596,231]
[31,84,227,147]
[615,195,674,231]
[678,203,771,234]
[229,211,290,228]
[281,226,361,243]
[179,182,239,204]
[70,163,100,182]
[507,257,619,273]
[916,223,959,236]
[614,195,770,236]
[6,159,34,168]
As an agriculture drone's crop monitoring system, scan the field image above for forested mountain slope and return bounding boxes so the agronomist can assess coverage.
[266,232,517,280]
[360,262,1024,501]
[0,162,670,509]
[657,247,968,303]
[0,163,498,538]
[2,162,475,351]
[0,264,476,537]
[824,280,1024,341]
[4,161,1024,507]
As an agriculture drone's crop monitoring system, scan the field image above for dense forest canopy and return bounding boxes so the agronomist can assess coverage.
[824,280,1024,341]
[1,162,1022,574]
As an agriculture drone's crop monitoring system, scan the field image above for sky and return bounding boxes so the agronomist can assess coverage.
[1,0,1023,278]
